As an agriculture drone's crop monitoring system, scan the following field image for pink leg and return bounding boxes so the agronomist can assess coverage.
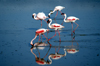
[38,35,40,41]
[41,20,42,27]
[57,30,61,41]
[73,22,79,32]
[41,35,42,41]
[48,30,56,41]
[71,22,73,35]
[54,11,58,19]
[43,34,48,41]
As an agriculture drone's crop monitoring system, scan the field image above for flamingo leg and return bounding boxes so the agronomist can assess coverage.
[57,42,61,52]
[38,35,40,42]
[73,22,79,32]
[48,30,56,41]
[57,30,61,41]
[41,35,42,41]
[41,20,42,27]
[71,22,73,35]
[54,11,58,19]
[43,34,48,41]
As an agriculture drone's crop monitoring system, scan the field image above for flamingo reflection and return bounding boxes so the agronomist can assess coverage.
[65,35,79,54]
[48,42,66,64]
[30,41,51,65]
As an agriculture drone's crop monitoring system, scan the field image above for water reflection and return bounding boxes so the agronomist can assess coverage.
[30,41,51,65]
[48,42,66,64]
[65,35,79,54]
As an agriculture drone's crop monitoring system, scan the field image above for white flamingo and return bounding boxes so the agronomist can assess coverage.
[61,13,79,33]
[30,28,49,45]
[48,6,65,19]
[47,19,64,41]
[32,12,48,27]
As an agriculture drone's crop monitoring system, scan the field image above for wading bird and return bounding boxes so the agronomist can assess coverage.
[48,6,65,19]
[47,19,64,41]
[61,13,79,33]
[30,28,49,45]
[32,12,48,27]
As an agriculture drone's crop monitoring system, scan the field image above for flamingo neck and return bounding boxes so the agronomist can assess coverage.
[30,35,37,45]
[48,20,52,28]
[48,56,52,64]
[34,14,38,20]
[64,14,67,22]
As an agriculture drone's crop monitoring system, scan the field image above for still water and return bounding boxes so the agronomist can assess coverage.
[0,0,100,66]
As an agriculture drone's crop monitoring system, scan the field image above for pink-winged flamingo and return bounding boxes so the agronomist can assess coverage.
[61,13,79,34]
[30,28,49,45]
[32,12,48,27]
[48,6,65,19]
[47,19,64,41]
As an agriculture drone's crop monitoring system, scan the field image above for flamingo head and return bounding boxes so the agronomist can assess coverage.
[61,13,65,16]
[46,29,49,32]
[77,18,79,20]
[32,13,36,18]
[47,19,52,24]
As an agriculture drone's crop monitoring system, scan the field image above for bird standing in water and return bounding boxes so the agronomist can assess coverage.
[32,12,48,27]
[61,13,79,34]
[48,6,65,19]
[30,28,49,45]
[47,19,64,41]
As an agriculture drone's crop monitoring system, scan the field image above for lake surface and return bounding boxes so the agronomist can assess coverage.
[0,0,100,66]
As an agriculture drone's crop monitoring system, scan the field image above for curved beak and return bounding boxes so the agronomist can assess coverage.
[32,15,34,18]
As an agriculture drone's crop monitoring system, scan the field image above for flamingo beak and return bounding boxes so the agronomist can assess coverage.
[61,13,65,15]
[32,15,34,18]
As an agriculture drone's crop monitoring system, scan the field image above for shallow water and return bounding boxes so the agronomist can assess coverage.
[0,0,100,66]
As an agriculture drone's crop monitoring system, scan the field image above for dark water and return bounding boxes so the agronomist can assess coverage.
[0,0,100,66]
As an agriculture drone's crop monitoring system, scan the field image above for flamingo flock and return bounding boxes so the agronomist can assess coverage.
[31,5,79,45]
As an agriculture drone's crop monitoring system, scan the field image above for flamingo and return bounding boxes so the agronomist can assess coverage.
[47,19,64,41]
[61,13,79,33]
[30,28,49,45]
[30,42,51,65]
[48,6,65,19]
[48,49,66,64]
[32,12,48,27]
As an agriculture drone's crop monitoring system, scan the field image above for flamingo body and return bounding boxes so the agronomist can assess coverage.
[30,28,49,45]
[32,12,48,20]
[48,6,65,18]
[36,28,49,35]
[53,6,65,12]
[47,19,64,30]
